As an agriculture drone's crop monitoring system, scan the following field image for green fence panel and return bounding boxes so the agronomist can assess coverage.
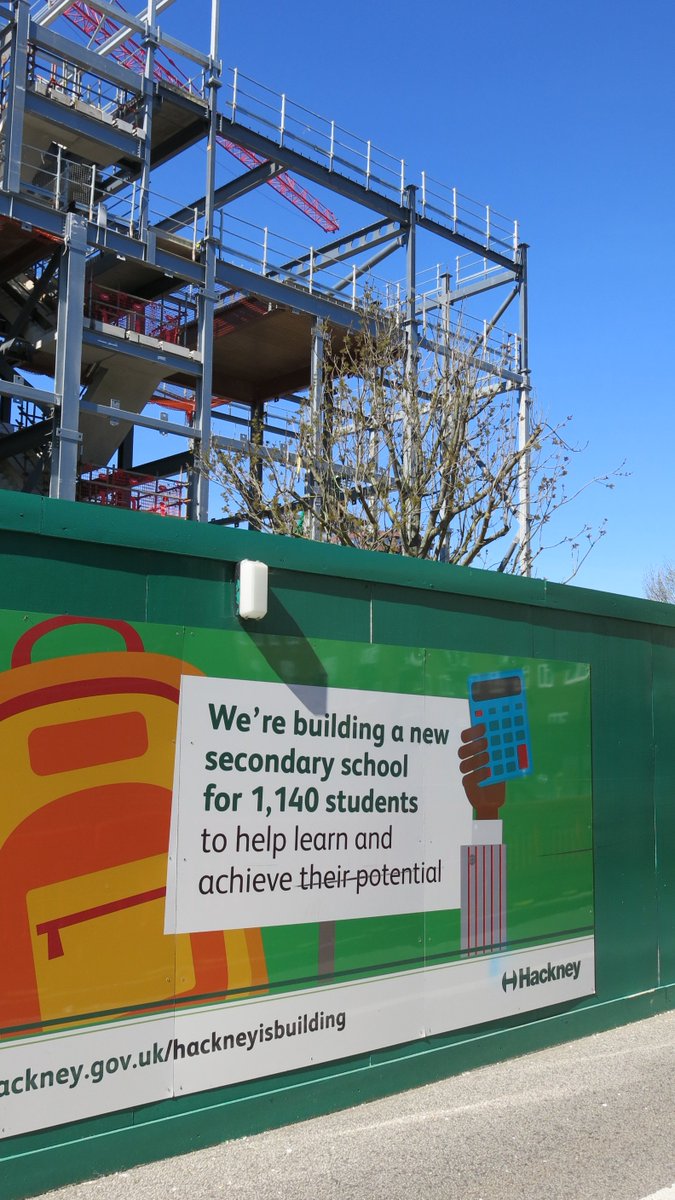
[0,491,673,1200]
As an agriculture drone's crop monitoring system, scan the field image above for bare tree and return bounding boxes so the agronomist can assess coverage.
[204,301,618,577]
[645,563,675,604]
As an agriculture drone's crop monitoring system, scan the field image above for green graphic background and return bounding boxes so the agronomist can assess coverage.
[0,613,593,1007]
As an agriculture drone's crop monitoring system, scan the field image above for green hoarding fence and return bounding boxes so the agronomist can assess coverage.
[0,490,673,1200]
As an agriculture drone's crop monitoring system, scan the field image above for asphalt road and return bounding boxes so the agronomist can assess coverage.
[37,1010,675,1200]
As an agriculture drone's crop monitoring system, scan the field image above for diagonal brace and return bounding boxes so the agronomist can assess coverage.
[270,219,402,280]
[152,161,288,233]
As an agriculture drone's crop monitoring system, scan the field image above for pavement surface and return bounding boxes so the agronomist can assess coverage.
[35,1010,675,1200]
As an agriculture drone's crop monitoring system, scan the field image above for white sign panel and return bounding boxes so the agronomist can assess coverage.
[0,936,594,1137]
[165,678,473,932]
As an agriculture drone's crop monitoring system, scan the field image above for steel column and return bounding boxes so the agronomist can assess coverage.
[3,0,29,194]
[403,184,418,548]
[517,243,532,576]
[50,215,87,501]
[247,399,264,530]
[308,318,325,541]
[137,0,157,240]
[189,0,220,521]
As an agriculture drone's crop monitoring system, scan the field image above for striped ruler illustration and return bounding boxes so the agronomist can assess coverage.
[460,836,506,954]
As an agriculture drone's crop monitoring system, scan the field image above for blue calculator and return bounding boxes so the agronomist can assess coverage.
[468,669,533,787]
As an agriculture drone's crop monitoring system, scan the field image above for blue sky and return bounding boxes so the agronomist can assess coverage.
[70,1,675,596]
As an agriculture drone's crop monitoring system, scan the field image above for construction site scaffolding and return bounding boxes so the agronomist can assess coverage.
[0,0,532,570]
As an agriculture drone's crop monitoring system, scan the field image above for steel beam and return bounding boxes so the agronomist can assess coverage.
[461,286,520,363]
[436,269,518,308]
[50,213,87,501]
[418,334,522,387]
[212,408,291,439]
[269,219,402,279]
[484,286,520,341]
[7,248,61,338]
[30,23,142,94]
[24,90,143,162]
[32,0,74,28]
[95,0,176,57]
[0,378,57,406]
[152,161,287,233]
[131,448,194,476]
[333,236,404,292]
[44,0,143,35]
[213,258,363,330]
[39,0,210,68]
[117,426,134,470]
[81,329,202,376]
[212,432,288,467]
[218,115,517,269]
[416,212,517,273]
[157,29,211,69]
[217,114,405,223]
[0,416,53,462]
[80,400,199,440]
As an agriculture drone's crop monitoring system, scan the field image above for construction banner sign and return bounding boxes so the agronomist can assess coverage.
[0,612,595,1137]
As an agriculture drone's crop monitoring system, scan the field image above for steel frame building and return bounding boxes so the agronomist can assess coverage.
[0,0,532,568]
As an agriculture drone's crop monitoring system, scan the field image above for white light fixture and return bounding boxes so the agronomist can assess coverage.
[236,560,268,621]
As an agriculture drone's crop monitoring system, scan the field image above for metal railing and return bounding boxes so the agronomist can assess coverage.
[227,70,405,198]
[418,304,520,374]
[85,282,195,346]
[78,466,189,516]
[419,174,518,255]
[14,138,114,218]
[454,251,515,287]
[211,209,394,311]
[1,31,522,261]
[27,3,208,98]
[27,45,142,118]
[9,141,185,240]
[224,69,520,257]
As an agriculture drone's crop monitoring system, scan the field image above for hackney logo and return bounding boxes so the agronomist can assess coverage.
[502,959,581,993]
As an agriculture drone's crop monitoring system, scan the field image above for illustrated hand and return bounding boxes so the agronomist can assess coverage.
[457,724,506,820]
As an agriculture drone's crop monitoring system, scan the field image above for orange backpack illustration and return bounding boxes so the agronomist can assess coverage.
[0,615,267,1037]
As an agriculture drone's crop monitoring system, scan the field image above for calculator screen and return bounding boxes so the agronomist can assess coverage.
[470,675,522,702]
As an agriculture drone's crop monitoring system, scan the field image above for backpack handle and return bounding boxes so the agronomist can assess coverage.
[11,616,144,668]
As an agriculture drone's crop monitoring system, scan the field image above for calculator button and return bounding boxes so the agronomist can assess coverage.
[489,720,499,731]
[494,764,504,775]
[502,718,512,729]
[493,749,503,761]
[514,716,524,727]
[503,732,514,744]
[517,743,529,769]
